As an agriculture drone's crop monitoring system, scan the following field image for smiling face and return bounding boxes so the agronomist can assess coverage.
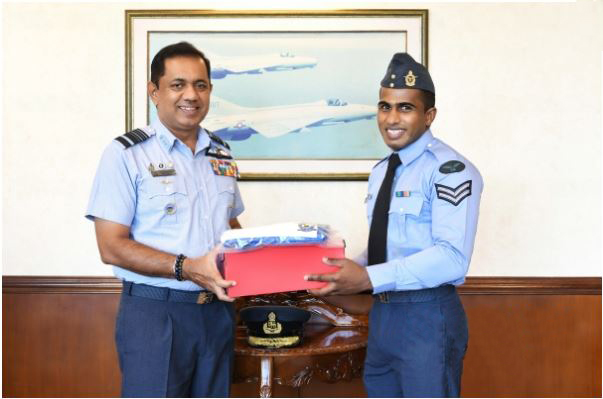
[148,55,212,139]
[377,87,437,151]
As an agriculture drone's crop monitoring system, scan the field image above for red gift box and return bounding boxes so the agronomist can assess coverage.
[223,242,345,298]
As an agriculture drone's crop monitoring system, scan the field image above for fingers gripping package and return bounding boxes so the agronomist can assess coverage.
[221,223,345,297]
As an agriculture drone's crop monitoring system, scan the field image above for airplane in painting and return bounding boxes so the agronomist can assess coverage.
[203,96,376,141]
[208,52,318,79]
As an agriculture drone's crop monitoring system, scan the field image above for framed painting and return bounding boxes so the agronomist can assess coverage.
[126,10,428,180]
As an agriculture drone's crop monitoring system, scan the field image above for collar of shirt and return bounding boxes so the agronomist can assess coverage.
[394,129,434,166]
[151,118,211,155]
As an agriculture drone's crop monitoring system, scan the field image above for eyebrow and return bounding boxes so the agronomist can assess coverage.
[170,78,208,84]
[378,101,416,108]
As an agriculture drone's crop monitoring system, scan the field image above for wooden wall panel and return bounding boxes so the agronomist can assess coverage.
[2,277,601,398]
[461,295,601,397]
[2,292,121,398]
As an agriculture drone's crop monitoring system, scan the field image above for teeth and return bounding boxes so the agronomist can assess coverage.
[179,106,197,111]
[386,128,404,140]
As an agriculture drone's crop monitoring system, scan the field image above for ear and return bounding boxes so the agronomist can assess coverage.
[147,81,159,105]
[425,107,437,128]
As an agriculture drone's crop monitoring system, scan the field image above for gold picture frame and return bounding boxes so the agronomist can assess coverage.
[125,10,428,180]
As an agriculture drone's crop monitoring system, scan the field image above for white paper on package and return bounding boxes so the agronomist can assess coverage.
[220,222,331,250]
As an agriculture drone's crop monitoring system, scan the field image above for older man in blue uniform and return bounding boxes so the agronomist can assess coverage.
[307,53,483,397]
[86,42,243,397]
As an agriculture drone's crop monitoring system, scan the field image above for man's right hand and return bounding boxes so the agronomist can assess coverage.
[182,245,236,302]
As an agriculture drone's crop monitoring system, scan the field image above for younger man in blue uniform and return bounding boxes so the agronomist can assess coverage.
[306,53,483,397]
[86,42,243,397]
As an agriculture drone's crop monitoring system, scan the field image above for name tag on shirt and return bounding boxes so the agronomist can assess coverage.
[149,163,176,177]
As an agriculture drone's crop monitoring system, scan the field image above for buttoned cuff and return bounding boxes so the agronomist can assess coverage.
[366,262,397,294]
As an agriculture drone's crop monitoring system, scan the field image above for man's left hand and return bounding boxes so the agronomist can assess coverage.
[305,258,373,296]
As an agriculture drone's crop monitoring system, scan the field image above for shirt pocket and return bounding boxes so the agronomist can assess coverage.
[142,178,188,225]
[388,196,424,244]
[214,176,236,219]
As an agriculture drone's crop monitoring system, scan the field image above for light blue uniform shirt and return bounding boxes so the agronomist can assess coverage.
[86,119,244,290]
[361,130,483,294]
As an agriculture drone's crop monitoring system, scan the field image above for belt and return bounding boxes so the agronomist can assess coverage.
[375,284,455,303]
[122,281,215,304]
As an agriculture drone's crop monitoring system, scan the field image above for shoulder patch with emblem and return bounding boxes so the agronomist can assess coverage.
[435,180,472,206]
[439,160,465,174]
[207,131,230,150]
[114,128,150,149]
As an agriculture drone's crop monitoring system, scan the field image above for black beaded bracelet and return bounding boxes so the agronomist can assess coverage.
[174,254,186,281]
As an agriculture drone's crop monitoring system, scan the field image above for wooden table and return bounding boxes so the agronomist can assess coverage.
[234,323,368,397]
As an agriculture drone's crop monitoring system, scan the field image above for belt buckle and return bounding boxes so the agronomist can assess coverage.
[197,292,213,304]
[378,292,389,303]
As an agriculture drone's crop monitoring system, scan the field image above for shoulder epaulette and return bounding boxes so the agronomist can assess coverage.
[426,139,457,163]
[114,128,150,149]
[207,131,230,150]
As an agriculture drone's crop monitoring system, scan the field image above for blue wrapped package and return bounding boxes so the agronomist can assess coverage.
[221,222,330,250]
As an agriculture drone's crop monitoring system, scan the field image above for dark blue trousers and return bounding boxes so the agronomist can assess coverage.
[115,284,235,397]
[363,285,468,398]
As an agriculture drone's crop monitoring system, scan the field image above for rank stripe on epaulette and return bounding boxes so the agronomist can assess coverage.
[115,136,131,148]
[207,131,230,150]
[435,180,472,206]
[125,129,149,144]
[114,128,149,149]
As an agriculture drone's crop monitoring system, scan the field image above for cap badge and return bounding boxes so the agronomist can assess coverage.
[405,70,417,87]
[262,312,282,335]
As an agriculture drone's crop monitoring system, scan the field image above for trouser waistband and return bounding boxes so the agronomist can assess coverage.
[374,284,456,303]
[122,281,214,304]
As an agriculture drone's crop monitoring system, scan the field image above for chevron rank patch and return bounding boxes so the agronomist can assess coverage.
[435,180,472,206]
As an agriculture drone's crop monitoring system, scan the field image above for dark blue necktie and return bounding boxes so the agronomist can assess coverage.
[368,153,401,265]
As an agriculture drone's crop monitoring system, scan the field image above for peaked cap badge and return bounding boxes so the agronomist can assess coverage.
[262,312,282,335]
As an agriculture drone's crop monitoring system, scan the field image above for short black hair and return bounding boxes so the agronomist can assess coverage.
[150,41,211,87]
[419,90,435,111]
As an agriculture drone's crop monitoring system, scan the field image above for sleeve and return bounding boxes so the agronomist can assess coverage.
[85,141,137,227]
[366,165,483,293]
[353,248,368,267]
[229,180,245,219]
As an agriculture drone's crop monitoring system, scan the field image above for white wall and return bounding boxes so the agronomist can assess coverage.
[2,1,602,276]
